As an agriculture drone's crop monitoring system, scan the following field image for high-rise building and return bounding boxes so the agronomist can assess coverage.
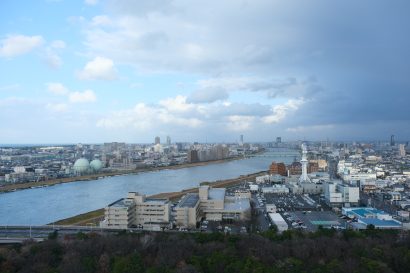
[239,135,244,146]
[276,137,282,144]
[399,144,406,157]
[166,136,171,146]
[391,135,395,146]
[155,136,160,145]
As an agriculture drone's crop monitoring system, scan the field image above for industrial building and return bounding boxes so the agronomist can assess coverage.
[342,207,402,229]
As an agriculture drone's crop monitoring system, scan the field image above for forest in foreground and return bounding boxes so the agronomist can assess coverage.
[0,228,409,273]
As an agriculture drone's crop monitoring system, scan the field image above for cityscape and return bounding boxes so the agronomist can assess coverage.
[1,0,410,272]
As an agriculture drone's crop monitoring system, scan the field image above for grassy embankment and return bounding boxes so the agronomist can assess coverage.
[51,170,267,226]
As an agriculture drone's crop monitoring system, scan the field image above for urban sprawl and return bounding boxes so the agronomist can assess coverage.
[1,136,410,234]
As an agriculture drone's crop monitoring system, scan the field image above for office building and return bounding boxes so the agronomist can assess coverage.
[175,186,251,228]
[324,181,360,207]
[155,136,160,145]
[101,192,170,230]
[174,193,202,228]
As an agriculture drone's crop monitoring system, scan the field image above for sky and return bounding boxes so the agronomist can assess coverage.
[0,0,409,144]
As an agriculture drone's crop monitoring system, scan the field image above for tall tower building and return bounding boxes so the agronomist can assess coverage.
[299,143,311,183]
[276,137,282,144]
[239,135,244,146]
[399,144,406,157]
[391,135,395,146]
[155,136,160,145]
[166,136,171,146]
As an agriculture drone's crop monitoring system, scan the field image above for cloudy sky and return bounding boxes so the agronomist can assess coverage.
[1,0,409,144]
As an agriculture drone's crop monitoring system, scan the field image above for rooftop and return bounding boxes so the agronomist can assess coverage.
[345,207,386,218]
[178,193,199,208]
[209,188,225,200]
[224,197,250,211]
[144,198,169,204]
[108,198,134,208]
[358,218,402,227]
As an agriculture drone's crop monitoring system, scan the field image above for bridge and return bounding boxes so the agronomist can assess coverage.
[0,225,127,244]
[249,153,301,158]
[0,225,199,244]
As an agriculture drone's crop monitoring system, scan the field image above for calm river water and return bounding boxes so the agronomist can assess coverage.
[0,149,299,225]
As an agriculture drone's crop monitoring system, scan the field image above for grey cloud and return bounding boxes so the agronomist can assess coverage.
[210,103,272,118]
[92,0,410,140]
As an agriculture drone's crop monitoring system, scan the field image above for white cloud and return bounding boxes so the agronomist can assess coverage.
[0,35,44,58]
[158,95,195,113]
[97,101,202,130]
[263,98,305,124]
[96,94,303,135]
[47,82,69,95]
[85,0,98,5]
[77,56,117,80]
[46,103,68,112]
[69,90,97,103]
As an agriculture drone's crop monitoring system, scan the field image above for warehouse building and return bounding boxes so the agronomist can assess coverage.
[342,207,402,230]
[268,213,288,233]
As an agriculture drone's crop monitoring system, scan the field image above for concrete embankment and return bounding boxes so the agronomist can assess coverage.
[51,170,267,226]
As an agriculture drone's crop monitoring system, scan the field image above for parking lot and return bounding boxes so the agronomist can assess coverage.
[286,211,346,232]
[264,193,321,212]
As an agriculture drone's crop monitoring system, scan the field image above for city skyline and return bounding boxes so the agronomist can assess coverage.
[1,0,410,143]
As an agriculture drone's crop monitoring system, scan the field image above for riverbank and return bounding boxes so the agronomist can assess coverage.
[50,170,267,226]
[0,156,250,194]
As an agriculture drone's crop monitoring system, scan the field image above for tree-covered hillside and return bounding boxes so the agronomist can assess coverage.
[0,228,409,273]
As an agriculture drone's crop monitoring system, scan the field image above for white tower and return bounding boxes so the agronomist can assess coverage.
[299,143,311,183]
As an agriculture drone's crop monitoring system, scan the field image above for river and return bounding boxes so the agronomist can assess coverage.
[0,149,299,225]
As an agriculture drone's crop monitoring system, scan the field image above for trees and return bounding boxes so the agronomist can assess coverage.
[0,230,408,272]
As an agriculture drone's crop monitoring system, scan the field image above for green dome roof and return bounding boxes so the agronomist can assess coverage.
[90,159,103,171]
[73,158,90,173]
